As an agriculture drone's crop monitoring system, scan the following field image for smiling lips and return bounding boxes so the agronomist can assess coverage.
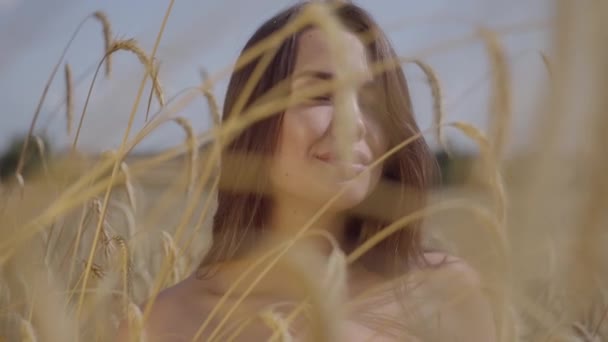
[313,150,371,174]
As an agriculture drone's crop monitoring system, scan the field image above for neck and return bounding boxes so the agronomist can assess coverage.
[195,194,362,300]
[268,192,348,257]
[196,194,382,301]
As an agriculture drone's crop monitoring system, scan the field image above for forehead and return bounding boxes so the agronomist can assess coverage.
[293,28,371,77]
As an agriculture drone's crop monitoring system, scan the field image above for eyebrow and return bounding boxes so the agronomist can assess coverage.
[293,70,334,81]
[293,70,375,88]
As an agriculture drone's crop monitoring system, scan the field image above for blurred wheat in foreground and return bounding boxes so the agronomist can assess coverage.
[1,1,607,341]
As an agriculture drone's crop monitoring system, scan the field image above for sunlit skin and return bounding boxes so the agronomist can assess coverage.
[268,27,388,251]
[116,25,496,342]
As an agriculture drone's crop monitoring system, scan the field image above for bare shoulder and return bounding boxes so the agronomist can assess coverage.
[406,252,497,342]
[115,276,204,342]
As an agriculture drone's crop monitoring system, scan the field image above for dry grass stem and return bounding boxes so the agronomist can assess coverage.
[64,63,74,135]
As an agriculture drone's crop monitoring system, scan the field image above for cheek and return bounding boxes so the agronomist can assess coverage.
[269,107,332,183]
[276,106,333,158]
[365,119,389,165]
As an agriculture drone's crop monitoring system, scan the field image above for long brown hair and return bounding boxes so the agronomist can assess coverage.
[199,1,437,277]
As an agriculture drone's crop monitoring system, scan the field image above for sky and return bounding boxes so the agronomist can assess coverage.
[0,0,553,156]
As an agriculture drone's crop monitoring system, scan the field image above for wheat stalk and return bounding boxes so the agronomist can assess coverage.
[91,198,118,262]
[30,135,49,176]
[15,173,25,187]
[144,61,163,122]
[101,222,118,262]
[161,231,181,286]
[172,117,198,195]
[63,206,90,291]
[141,145,224,326]
[101,9,178,300]
[221,316,256,341]
[540,52,553,82]
[93,11,112,77]
[450,121,506,223]
[411,59,448,153]
[14,11,113,181]
[126,302,145,342]
[479,28,512,162]
[181,175,219,269]
[260,310,294,342]
[19,317,37,342]
[199,68,222,126]
[107,39,165,107]
[150,61,165,108]
[72,38,165,150]
[110,201,137,239]
[309,2,356,164]
[83,260,105,280]
[205,232,343,342]
[120,162,137,213]
[64,63,74,135]
[111,235,132,311]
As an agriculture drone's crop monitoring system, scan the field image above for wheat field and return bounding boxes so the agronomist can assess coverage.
[0,1,607,341]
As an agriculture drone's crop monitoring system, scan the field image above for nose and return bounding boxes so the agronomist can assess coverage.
[354,106,367,140]
[330,97,367,144]
[331,101,367,139]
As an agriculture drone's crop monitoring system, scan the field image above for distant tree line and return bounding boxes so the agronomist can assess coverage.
[434,150,476,187]
[0,134,475,187]
[0,135,49,183]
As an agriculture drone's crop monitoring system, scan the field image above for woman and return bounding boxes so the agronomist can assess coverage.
[118,1,496,341]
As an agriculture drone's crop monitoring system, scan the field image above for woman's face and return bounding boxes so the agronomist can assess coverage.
[269,28,389,211]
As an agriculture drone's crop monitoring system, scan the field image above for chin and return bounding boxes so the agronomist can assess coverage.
[319,180,373,212]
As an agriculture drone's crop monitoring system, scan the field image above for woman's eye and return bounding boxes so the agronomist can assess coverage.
[311,94,332,103]
[313,95,331,102]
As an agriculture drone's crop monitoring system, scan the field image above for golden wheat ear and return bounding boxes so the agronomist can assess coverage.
[73,38,166,150]
[411,59,448,155]
[161,231,183,287]
[199,68,222,126]
[478,28,512,164]
[93,11,112,77]
[106,39,165,107]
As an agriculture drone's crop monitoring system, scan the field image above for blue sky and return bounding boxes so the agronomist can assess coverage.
[0,0,553,155]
